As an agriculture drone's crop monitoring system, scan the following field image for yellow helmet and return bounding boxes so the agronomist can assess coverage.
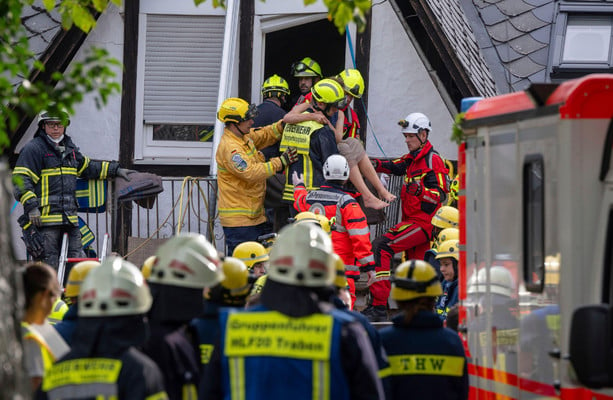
[435,239,460,261]
[337,69,365,98]
[47,298,68,325]
[141,256,157,280]
[220,257,250,293]
[391,259,443,301]
[436,228,460,248]
[217,97,258,124]
[311,79,347,108]
[431,206,459,229]
[262,74,290,97]
[332,253,348,288]
[292,57,323,78]
[64,260,101,298]
[294,211,332,234]
[232,241,269,270]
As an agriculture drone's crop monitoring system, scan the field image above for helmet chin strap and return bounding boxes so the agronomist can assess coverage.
[233,122,248,136]
[416,130,428,146]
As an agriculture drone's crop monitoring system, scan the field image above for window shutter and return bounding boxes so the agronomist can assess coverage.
[144,14,224,125]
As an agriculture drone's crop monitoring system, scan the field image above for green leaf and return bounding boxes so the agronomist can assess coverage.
[450,112,466,145]
[304,0,317,5]
[71,4,96,32]
[92,0,108,12]
[42,0,55,11]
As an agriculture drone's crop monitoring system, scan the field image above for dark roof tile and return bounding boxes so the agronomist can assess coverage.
[527,69,547,83]
[507,56,545,78]
[487,20,524,42]
[524,0,553,7]
[508,33,547,55]
[496,0,534,17]
[480,4,507,25]
[532,1,555,24]
[483,0,504,4]
[527,46,550,65]
[496,43,523,62]
[529,24,552,44]
[474,0,491,9]
[509,10,549,32]
[511,78,531,91]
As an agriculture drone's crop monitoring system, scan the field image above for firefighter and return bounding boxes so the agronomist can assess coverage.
[215,97,298,255]
[38,257,168,399]
[379,259,469,400]
[425,206,459,278]
[279,78,344,207]
[435,239,460,321]
[201,222,384,400]
[142,233,224,400]
[191,256,252,398]
[293,154,376,309]
[13,109,132,269]
[21,262,69,392]
[291,56,323,105]
[367,112,449,322]
[54,260,100,344]
[232,241,269,278]
[254,74,293,232]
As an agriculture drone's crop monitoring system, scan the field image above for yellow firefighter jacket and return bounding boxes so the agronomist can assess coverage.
[216,121,284,227]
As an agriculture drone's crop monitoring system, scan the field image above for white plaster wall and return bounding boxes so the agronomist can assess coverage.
[366,1,458,161]
[12,6,124,258]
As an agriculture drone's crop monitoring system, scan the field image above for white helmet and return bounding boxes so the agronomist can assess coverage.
[148,233,223,289]
[471,266,514,297]
[79,257,152,317]
[323,154,349,181]
[399,112,431,135]
[268,222,334,287]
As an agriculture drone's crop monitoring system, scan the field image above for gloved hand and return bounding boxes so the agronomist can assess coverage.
[292,171,304,186]
[279,146,298,169]
[366,270,376,287]
[28,208,42,227]
[406,181,423,197]
[116,168,134,181]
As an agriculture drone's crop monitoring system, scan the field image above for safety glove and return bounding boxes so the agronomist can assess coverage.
[279,146,298,170]
[292,171,304,186]
[28,208,42,227]
[406,181,423,197]
[116,168,134,181]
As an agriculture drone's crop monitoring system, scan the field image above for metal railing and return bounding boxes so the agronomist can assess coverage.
[79,174,405,264]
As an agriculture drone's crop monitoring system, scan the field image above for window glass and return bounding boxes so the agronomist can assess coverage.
[523,155,545,292]
[562,16,611,63]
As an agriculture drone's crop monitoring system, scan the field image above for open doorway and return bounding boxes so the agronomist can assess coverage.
[263,18,346,110]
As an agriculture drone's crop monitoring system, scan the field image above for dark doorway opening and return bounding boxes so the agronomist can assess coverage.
[264,18,346,108]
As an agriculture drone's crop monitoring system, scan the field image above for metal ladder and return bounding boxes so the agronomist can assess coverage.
[57,232,109,288]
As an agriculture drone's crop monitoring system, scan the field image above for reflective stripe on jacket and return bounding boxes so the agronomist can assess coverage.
[373,141,449,234]
[216,121,284,227]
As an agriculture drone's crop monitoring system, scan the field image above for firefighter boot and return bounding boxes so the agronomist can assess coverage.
[361,305,388,322]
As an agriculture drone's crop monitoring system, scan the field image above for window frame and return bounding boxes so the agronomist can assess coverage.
[550,2,613,79]
[134,2,226,166]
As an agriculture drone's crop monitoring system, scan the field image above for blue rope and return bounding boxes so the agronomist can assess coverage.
[11,200,18,214]
[346,26,387,157]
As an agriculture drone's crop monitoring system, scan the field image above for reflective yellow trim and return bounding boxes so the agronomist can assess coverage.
[22,322,55,372]
[229,356,245,400]
[43,358,122,390]
[41,167,77,176]
[20,191,37,204]
[41,215,64,223]
[388,354,465,377]
[13,166,40,184]
[99,161,109,179]
[78,156,91,175]
[182,384,197,400]
[200,344,214,364]
[312,360,330,400]
[379,366,392,378]
[218,206,264,217]
[146,391,170,400]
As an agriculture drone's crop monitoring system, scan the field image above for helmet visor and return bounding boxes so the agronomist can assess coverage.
[243,104,259,121]
[292,62,319,76]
